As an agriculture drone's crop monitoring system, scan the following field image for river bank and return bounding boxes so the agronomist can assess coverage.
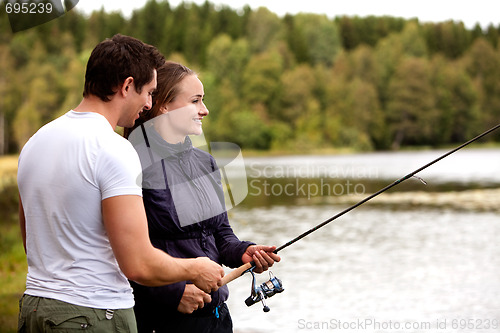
[307,188,500,212]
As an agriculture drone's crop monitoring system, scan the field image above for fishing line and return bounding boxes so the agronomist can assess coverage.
[274,122,500,254]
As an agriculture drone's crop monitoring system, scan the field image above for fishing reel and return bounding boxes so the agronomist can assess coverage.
[244,267,284,312]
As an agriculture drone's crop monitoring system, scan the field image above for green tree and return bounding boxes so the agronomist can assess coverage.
[337,16,360,50]
[374,22,427,112]
[283,14,310,63]
[430,55,480,143]
[386,57,437,149]
[464,38,500,130]
[293,98,323,150]
[181,3,215,65]
[206,34,250,91]
[202,76,237,142]
[346,78,384,149]
[336,15,406,50]
[133,0,171,47]
[424,21,471,58]
[10,30,80,149]
[485,24,499,48]
[53,9,87,52]
[154,2,180,56]
[279,64,317,127]
[399,21,428,58]
[324,66,383,150]
[373,33,405,109]
[84,9,126,47]
[54,47,87,118]
[226,109,272,149]
[241,50,283,115]
[246,7,283,53]
[209,3,250,40]
[203,77,271,150]
[0,44,15,154]
[322,73,346,147]
[293,13,342,66]
[335,44,379,84]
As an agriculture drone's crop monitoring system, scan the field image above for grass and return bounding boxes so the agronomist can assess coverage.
[0,155,24,333]
[0,155,17,190]
[0,222,26,333]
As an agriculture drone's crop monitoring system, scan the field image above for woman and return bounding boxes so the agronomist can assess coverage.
[124,61,280,333]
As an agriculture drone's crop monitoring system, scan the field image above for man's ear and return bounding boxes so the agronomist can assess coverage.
[121,77,135,96]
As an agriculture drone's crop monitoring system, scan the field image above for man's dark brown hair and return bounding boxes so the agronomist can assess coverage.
[83,34,165,102]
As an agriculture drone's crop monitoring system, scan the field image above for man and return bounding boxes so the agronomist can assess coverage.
[17,34,224,333]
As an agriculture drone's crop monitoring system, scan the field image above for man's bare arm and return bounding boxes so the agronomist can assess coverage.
[102,195,224,292]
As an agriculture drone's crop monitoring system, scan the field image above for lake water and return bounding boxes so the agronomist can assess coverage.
[223,148,500,333]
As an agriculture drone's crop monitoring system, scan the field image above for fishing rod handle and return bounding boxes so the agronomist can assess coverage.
[221,262,254,286]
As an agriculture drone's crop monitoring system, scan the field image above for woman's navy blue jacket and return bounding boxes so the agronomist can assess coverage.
[128,124,254,313]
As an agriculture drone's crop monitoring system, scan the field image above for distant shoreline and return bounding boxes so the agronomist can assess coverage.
[303,188,500,212]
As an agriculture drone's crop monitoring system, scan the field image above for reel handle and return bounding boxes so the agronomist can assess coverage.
[221,262,254,286]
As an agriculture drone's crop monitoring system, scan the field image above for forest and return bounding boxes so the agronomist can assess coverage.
[1,0,500,154]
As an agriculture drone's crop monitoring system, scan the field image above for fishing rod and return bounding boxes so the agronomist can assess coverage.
[222,122,500,311]
[275,122,500,253]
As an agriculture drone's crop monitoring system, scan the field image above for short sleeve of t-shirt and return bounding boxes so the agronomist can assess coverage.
[96,138,143,200]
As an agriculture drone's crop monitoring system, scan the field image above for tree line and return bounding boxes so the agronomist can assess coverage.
[1,0,500,153]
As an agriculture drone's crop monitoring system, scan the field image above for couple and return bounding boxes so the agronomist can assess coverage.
[17,34,280,333]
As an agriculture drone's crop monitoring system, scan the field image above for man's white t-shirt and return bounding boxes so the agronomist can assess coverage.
[17,111,143,309]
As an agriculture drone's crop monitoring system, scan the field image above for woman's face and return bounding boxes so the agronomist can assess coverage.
[163,75,209,141]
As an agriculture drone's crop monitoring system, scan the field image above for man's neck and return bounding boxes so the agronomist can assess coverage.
[74,96,119,129]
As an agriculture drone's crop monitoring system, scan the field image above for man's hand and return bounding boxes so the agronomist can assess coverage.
[242,245,281,273]
[177,284,212,314]
[190,257,224,293]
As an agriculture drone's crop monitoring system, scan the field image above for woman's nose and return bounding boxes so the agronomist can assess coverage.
[200,103,209,116]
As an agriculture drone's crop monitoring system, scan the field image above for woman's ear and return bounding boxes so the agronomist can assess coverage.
[160,106,168,114]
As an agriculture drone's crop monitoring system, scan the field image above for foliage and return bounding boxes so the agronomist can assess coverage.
[0,221,26,333]
[0,172,24,333]
[1,1,500,154]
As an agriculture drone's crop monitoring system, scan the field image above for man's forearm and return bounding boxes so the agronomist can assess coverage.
[129,248,223,293]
